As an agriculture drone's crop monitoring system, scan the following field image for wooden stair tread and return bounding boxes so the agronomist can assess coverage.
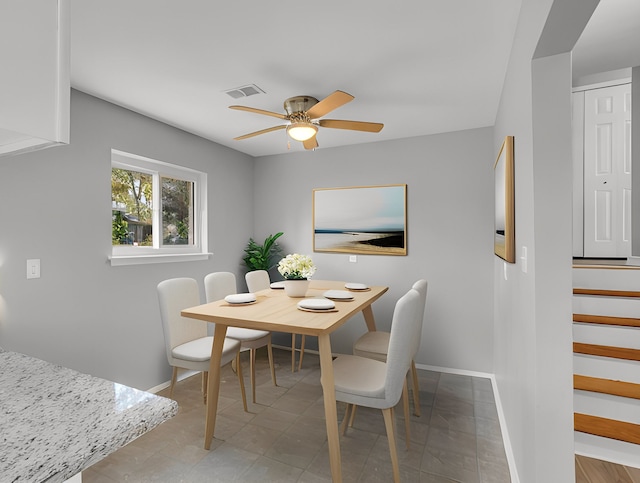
[574,288,640,298]
[574,413,640,445]
[573,314,640,328]
[573,342,640,362]
[574,375,640,400]
[572,288,640,446]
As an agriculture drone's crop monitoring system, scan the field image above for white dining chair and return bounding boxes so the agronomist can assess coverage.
[204,271,277,404]
[245,269,307,372]
[157,277,247,410]
[333,288,423,483]
[352,279,427,416]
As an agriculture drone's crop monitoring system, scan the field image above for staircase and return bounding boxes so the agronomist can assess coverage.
[572,268,640,468]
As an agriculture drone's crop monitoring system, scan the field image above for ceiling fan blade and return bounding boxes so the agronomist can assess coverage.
[303,135,319,150]
[306,90,354,119]
[229,105,288,120]
[318,119,384,133]
[234,125,286,140]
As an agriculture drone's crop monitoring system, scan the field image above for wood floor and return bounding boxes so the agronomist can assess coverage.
[576,454,640,483]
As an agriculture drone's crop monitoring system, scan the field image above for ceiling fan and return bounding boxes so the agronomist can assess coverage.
[229,90,383,150]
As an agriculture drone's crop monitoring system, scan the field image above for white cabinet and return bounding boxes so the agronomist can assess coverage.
[0,0,70,156]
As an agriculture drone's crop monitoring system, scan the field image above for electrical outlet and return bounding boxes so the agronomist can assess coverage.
[349,255,357,263]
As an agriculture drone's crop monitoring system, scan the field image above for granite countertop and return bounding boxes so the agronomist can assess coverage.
[0,350,178,482]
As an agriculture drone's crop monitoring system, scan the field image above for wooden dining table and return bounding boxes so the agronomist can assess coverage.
[181,279,388,482]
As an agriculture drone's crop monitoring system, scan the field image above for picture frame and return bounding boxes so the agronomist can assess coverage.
[494,136,515,263]
[313,184,407,256]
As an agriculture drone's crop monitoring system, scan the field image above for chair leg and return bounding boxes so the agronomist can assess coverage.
[402,379,411,449]
[348,404,357,428]
[411,359,421,417]
[340,403,352,435]
[382,407,401,483]
[169,367,178,400]
[298,335,306,371]
[202,371,208,404]
[250,348,257,404]
[291,334,296,372]
[267,338,277,387]
[235,353,248,412]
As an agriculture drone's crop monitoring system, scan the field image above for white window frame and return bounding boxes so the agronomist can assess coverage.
[110,149,210,266]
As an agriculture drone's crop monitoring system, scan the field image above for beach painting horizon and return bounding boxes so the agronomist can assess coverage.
[313,184,407,255]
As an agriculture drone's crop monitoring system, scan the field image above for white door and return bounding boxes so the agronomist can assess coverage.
[583,83,632,258]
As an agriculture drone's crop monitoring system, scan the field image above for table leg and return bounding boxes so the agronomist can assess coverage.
[204,323,227,450]
[318,333,342,483]
[362,305,377,332]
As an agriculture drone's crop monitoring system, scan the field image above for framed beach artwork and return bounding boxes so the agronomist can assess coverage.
[313,184,407,256]
[494,136,515,263]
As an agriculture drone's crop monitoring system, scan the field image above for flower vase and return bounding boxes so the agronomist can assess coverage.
[283,279,310,298]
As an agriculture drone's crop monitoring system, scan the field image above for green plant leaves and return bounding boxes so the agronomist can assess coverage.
[243,232,284,271]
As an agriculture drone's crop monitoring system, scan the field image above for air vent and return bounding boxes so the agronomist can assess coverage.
[224,84,264,99]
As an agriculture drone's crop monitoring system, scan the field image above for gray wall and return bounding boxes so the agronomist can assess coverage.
[0,7,603,477]
[0,90,254,389]
[0,90,496,390]
[253,129,496,372]
[493,0,600,481]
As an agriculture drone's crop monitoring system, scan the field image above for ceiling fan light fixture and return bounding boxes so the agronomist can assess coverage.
[287,122,317,141]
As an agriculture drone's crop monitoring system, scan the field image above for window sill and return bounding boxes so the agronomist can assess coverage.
[109,252,212,266]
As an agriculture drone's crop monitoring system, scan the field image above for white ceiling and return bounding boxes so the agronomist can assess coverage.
[69,1,636,158]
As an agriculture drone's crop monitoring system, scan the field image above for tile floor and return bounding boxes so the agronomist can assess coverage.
[83,348,511,482]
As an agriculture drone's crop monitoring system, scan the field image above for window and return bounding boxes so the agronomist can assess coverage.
[110,149,209,265]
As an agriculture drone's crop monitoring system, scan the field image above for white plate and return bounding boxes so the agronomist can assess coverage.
[297,298,336,310]
[345,282,369,291]
[224,293,257,304]
[270,281,285,289]
[323,290,354,300]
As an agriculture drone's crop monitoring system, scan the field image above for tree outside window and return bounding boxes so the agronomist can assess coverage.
[109,150,207,266]
[162,176,193,246]
[111,168,153,245]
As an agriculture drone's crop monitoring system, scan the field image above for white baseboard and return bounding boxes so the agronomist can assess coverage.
[414,362,493,379]
[146,369,199,395]
[487,374,520,483]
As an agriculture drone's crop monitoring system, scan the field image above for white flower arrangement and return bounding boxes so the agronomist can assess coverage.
[277,253,316,280]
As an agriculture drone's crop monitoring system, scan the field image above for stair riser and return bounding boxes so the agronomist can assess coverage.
[574,354,640,385]
[574,296,640,317]
[574,391,640,425]
[573,323,640,349]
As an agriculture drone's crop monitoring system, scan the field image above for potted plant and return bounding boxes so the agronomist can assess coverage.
[243,232,284,272]
[277,253,317,297]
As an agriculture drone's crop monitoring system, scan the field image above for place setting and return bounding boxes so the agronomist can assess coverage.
[322,289,355,301]
[297,298,338,313]
[344,282,370,292]
[223,293,258,306]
